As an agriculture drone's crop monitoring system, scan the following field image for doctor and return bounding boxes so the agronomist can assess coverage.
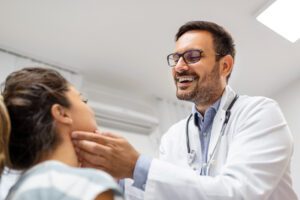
[72,21,298,200]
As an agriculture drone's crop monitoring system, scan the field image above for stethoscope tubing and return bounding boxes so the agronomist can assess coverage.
[186,95,239,172]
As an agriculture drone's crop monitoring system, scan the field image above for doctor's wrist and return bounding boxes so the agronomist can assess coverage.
[128,152,140,178]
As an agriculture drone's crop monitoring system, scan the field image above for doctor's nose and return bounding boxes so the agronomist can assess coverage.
[174,57,190,73]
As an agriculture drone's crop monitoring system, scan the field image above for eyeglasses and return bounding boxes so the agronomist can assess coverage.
[167,49,203,67]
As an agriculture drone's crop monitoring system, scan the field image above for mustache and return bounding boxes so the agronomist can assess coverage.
[175,71,198,78]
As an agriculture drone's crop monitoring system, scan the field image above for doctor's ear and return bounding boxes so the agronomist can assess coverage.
[219,55,234,78]
[51,104,73,125]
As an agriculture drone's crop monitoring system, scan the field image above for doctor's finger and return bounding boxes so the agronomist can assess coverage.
[81,158,106,171]
[72,131,114,145]
[78,148,108,166]
[101,131,122,138]
[75,140,111,157]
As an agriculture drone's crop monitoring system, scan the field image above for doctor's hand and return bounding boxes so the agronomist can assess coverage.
[71,131,140,179]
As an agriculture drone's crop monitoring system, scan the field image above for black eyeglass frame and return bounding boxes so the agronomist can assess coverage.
[167,49,222,67]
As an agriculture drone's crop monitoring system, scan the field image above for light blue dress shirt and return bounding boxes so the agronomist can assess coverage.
[192,99,220,175]
[132,98,221,190]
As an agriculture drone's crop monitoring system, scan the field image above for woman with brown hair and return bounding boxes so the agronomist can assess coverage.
[0,67,121,200]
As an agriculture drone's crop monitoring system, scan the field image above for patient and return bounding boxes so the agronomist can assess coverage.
[0,67,121,200]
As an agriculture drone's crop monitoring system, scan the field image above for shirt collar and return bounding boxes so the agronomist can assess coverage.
[192,98,221,127]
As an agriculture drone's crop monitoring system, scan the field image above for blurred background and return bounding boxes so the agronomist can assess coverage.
[0,0,299,196]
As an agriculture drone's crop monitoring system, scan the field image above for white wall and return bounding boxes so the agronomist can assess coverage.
[0,50,82,89]
[0,52,16,83]
[273,79,300,197]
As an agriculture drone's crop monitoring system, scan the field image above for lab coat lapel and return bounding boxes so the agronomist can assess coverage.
[208,110,225,158]
[188,116,202,169]
[208,86,236,158]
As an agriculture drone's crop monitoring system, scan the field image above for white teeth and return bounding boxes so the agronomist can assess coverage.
[178,77,195,83]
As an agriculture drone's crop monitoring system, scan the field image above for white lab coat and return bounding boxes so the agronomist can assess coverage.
[124,86,298,200]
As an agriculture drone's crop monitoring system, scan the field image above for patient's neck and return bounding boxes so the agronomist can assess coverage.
[42,128,78,167]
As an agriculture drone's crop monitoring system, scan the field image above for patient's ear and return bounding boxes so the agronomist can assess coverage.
[51,104,73,125]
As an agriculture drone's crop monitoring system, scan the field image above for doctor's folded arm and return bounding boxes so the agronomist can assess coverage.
[72,21,298,200]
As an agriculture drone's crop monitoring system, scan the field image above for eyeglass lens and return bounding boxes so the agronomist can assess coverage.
[168,50,202,67]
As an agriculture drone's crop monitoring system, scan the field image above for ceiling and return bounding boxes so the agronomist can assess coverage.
[0,0,299,101]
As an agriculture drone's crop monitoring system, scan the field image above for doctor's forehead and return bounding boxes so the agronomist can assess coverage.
[175,30,214,53]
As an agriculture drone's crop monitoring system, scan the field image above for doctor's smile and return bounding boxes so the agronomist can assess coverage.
[175,75,198,89]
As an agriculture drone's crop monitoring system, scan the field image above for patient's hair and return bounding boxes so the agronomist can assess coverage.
[0,96,11,174]
[0,67,71,174]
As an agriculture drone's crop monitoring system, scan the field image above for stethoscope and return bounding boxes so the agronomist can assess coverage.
[186,94,239,175]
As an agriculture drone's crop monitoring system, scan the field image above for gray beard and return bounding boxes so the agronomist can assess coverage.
[176,63,222,106]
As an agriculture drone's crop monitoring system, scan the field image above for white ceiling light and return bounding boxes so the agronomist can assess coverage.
[256,0,300,43]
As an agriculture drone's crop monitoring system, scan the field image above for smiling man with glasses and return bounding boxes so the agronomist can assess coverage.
[72,21,297,200]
